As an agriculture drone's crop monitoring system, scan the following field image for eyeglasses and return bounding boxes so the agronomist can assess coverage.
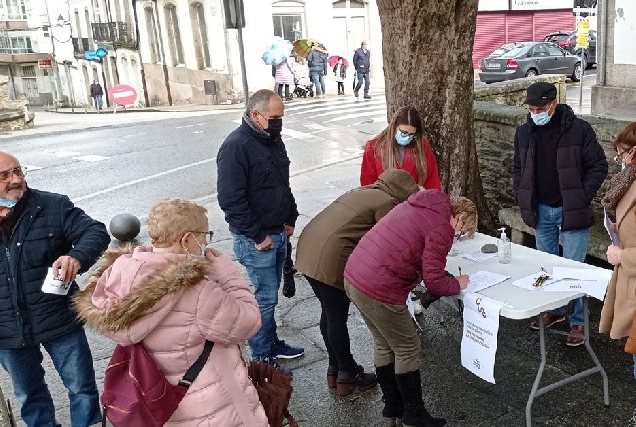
[190,230,214,241]
[0,166,26,182]
[398,129,416,137]
[613,147,636,165]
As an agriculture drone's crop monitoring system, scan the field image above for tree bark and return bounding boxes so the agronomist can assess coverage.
[377,0,496,231]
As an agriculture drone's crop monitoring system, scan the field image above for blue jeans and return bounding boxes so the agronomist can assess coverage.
[535,203,590,327]
[232,231,287,359]
[93,94,103,110]
[310,72,325,95]
[355,71,370,94]
[0,327,101,427]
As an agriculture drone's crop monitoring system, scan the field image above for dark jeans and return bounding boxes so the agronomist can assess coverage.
[0,327,101,427]
[355,71,370,94]
[277,83,290,100]
[337,82,344,94]
[306,276,356,372]
[310,72,325,95]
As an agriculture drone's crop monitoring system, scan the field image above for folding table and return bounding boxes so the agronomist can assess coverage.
[444,233,610,427]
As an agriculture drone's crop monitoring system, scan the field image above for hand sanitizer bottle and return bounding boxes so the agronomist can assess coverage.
[497,227,511,264]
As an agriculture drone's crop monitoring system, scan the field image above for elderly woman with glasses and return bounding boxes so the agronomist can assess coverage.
[76,198,268,426]
[360,106,441,190]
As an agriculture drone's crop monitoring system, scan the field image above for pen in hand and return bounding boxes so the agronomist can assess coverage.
[458,266,462,276]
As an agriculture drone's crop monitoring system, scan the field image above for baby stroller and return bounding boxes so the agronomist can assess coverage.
[293,75,314,98]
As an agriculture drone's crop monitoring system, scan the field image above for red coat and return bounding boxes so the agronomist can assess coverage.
[360,136,442,190]
[344,190,460,305]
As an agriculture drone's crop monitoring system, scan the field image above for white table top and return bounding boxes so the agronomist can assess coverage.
[444,233,611,320]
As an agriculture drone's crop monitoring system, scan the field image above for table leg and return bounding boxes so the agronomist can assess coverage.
[582,297,610,407]
[526,313,547,427]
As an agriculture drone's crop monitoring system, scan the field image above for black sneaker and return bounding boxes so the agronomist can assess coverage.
[252,356,292,376]
[271,339,304,359]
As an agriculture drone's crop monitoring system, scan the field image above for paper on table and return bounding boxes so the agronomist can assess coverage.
[542,280,609,301]
[511,271,559,291]
[604,208,619,246]
[462,271,511,295]
[461,251,498,262]
[552,267,612,282]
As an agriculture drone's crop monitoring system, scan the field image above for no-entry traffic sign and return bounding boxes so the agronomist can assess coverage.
[109,84,137,106]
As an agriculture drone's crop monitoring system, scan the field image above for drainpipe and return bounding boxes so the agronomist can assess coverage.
[597,0,609,85]
[152,0,173,106]
[131,0,150,107]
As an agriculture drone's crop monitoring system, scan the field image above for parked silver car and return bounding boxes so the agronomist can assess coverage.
[478,41,582,84]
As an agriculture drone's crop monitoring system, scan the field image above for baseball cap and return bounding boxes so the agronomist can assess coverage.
[524,82,557,107]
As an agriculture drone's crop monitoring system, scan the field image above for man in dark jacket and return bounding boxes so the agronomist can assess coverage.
[0,151,109,426]
[307,45,328,98]
[513,82,608,346]
[353,41,371,99]
[89,80,103,112]
[217,89,304,367]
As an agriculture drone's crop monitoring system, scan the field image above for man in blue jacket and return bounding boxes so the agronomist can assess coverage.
[307,45,328,99]
[353,41,371,99]
[0,151,110,426]
[217,89,304,367]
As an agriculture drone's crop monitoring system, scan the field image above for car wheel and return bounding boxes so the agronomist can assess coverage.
[525,69,538,78]
[572,63,582,82]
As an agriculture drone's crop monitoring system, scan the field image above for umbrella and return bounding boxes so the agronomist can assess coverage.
[328,56,349,68]
[293,39,320,58]
[262,37,293,65]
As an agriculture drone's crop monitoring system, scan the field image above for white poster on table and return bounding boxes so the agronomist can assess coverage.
[461,293,504,384]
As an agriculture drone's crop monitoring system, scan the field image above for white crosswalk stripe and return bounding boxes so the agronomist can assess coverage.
[285,96,388,126]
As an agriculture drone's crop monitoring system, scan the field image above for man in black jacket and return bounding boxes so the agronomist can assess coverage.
[513,82,608,346]
[217,89,304,367]
[0,151,110,426]
[353,41,371,99]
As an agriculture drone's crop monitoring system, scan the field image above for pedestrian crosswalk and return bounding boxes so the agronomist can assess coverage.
[284,95,388,126]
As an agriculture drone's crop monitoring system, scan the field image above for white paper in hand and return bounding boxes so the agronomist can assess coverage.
[41,267,70,295]
[604,208,619,246]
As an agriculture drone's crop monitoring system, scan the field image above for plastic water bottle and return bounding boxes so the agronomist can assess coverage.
[497,227,511,264]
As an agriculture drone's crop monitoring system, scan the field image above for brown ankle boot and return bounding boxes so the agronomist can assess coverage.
[336,365,377,396]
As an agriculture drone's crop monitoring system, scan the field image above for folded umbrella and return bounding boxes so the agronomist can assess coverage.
[328,56,349,68]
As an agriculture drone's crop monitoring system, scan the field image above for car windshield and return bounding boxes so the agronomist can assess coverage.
[545,33,570,43]
[489,43,529,58]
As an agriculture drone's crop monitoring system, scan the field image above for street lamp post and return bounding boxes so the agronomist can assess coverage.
[43,0,65,111]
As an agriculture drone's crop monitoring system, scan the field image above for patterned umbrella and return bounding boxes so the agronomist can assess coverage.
[293,39,320,58]
[262,37,293,65]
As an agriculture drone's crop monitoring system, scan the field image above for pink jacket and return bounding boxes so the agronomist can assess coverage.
[275,58,296,85]
[344,190,461,305]
[75,246,269,427]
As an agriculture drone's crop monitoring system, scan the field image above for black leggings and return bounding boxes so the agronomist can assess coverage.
[306,276,356,372]
[277,84,290,99]
[337,82,344,94]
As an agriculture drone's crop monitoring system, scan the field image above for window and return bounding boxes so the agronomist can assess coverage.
[190,3,210,69]
[21,65,35,77]
[546,44,565,57]
[272,15,302,42]
[0,36,33,54]
[144,7,159,63]
[165,3,184,65]
[6,0,26,20]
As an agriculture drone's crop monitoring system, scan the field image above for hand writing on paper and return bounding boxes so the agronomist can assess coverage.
[457,275,470,290]
[607,245,622,266]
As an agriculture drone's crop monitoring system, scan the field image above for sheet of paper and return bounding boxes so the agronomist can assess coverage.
[461,251,498,262]
[511,271,559,291]
[462,271,511,295]
[542,280,609,301]
[406,294,423,330]
[604,208,619,246]
[552,267,612,282]
[461,293,504,384]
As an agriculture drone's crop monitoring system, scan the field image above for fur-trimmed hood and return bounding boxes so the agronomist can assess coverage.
[75,245,210,335]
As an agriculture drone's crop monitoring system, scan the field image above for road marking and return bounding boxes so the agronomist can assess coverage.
[281,128,330,143]
[176,122,209,129]
[192,130,205,134]
[325,109,388,123]
[286,99,385,115]
[73,155,110,162]
[306,105,387,120]
[50,150,81,157]
[23,164,43,172]
[304,123,330,132]
[72,157,217,203]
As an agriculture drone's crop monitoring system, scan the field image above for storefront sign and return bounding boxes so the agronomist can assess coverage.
[511,0,573,10]
[38,59,52,69]
[478,0,509,11]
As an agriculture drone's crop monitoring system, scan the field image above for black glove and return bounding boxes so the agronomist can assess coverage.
[283,240,296,298]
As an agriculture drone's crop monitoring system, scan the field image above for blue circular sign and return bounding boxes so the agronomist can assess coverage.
[95,48,107,58]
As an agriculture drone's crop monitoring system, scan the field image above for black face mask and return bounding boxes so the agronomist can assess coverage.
[265,118,283,139]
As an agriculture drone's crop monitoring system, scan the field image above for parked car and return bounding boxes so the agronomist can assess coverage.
[544,30,597,68]
[478,41,582,84]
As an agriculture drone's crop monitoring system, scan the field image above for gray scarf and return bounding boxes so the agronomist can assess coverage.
[243,113,270,138]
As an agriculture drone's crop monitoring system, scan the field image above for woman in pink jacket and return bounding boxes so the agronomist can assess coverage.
[275,57,296,101]
[344,190,476,427]
[75,198,268,426]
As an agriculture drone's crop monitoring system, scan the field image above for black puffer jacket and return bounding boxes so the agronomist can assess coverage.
[0,189,110,348]
[513,104,608,230]
[217,115,299,244]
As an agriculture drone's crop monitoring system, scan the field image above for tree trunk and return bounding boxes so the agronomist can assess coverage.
[377,0,496,232]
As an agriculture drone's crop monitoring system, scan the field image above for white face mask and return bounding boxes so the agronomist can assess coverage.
[185,234,207,258]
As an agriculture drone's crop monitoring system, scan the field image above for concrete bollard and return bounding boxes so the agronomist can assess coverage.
[109,213,141,242]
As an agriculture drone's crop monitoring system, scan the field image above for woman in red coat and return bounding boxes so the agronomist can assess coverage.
[360,106,442,190]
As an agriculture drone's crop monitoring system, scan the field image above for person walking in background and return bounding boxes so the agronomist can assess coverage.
[0,151,110,427]
[307,45,328,99]
[353,41,371,99]
[361,106,441,190]
[76,198,269,426]
[344,191,475,427]
[275,56,296,102]
[90,80,103,112]
[217,89,304,369]
[513,82,608,346]
[334,57,347,96]
[295,169,419,397]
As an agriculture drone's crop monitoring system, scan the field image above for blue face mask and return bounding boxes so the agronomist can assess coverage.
[530,104,554,127]
[395,131,415,146]
[0,198,17,208]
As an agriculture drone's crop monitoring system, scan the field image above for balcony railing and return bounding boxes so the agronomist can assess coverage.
[91,22,135,48]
